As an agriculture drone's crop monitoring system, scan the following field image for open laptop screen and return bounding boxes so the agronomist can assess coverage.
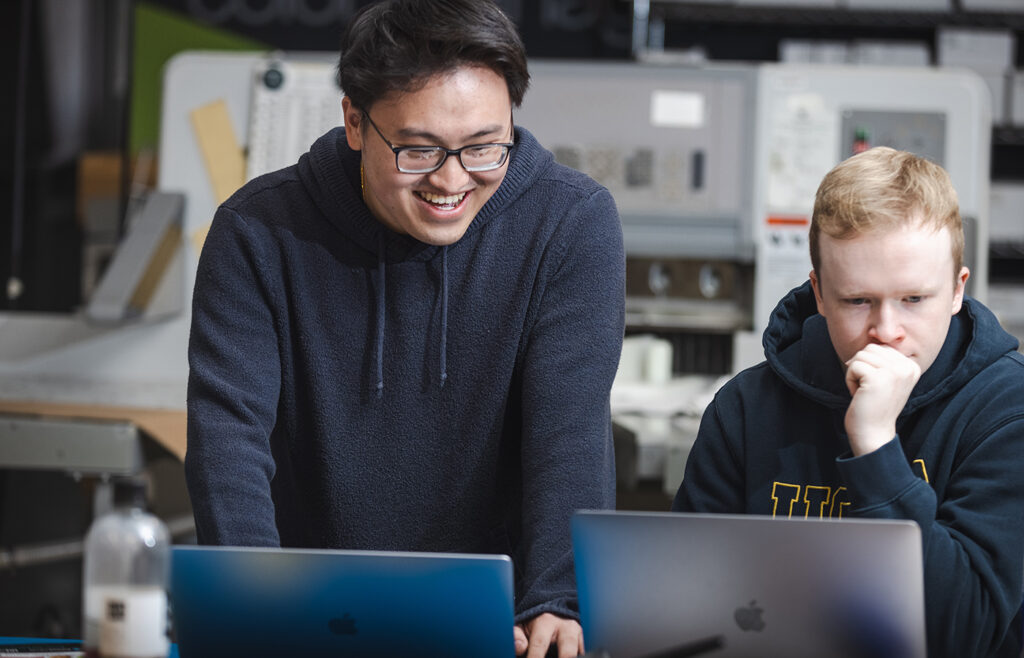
[572,511,926,658]
[170,545,515,658]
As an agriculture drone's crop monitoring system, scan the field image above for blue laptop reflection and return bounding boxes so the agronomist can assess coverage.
[170,545,515,658]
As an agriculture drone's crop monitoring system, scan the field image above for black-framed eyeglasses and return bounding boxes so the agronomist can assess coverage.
[362,111,515,174]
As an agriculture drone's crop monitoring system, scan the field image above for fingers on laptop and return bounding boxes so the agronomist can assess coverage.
[518,612,584,658]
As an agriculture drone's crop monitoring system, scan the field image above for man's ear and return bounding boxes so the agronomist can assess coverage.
[342,97,364,151]
[809,269,826,317]
[951,266,970,315]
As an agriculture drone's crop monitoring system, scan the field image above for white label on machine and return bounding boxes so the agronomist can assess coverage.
[765,92,838,210]
[650,90,705,128]
[247,60,343,182]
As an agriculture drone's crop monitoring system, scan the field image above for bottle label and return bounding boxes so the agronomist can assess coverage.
[93,585,169,657]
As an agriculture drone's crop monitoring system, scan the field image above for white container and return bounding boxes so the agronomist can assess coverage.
[82,477,170,658]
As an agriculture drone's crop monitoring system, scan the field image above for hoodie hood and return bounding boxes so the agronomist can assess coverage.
[763,281,1020,415]
[290,125,554,395]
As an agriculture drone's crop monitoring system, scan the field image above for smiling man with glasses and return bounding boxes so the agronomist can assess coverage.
[184,1,625,657]
[348,93,519,246]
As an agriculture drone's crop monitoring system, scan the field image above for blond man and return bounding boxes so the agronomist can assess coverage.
[674,147,1024,658]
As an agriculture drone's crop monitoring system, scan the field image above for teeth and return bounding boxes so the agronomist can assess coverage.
[418,191,466,206]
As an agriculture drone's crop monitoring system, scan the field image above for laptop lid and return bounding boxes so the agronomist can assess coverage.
[572,511,927,658]
[170,546,515,658]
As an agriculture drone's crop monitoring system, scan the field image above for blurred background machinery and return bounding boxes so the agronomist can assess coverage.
[2,0,1023,638]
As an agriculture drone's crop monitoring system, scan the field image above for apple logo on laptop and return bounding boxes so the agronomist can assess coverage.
[734,600,765,632]
[329,613,358,635]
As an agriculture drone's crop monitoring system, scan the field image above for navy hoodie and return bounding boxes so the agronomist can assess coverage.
[674,281,1024,658]
[185,126,625,622]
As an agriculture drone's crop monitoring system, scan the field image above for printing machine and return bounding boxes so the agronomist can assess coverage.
[0,52,992,503]
[514,59,991,497]
[0,53,992,631]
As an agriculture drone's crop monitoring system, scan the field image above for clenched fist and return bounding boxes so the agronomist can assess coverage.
[844,343,922,456]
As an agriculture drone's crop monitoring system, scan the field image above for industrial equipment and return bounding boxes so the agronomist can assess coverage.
[0,51,992,530]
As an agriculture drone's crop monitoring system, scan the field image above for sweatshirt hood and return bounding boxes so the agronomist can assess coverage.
[763,281,1020,415]
[292,125,553,395]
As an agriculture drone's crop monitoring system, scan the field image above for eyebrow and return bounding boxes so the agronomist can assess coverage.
[835,287,937,298]
[393,123,509,144]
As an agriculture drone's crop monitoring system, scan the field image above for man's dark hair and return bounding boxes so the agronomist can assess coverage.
[338,0,530,111]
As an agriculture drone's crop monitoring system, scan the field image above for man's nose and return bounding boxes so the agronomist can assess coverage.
[427,153,471,191]
[869,302,905,345]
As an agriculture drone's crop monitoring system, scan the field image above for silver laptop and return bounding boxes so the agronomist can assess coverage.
[170,545,515,658]
[572,511,926,658]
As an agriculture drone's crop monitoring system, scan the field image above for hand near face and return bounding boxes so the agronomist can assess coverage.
[844,343,922,456]
[514,613,584,658]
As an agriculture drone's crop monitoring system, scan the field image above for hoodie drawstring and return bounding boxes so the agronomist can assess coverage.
[375,231,386,397]
[373,235,449,395]
[440,245,449,388]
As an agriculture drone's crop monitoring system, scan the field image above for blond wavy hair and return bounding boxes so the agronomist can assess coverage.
[810,146,963,283]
